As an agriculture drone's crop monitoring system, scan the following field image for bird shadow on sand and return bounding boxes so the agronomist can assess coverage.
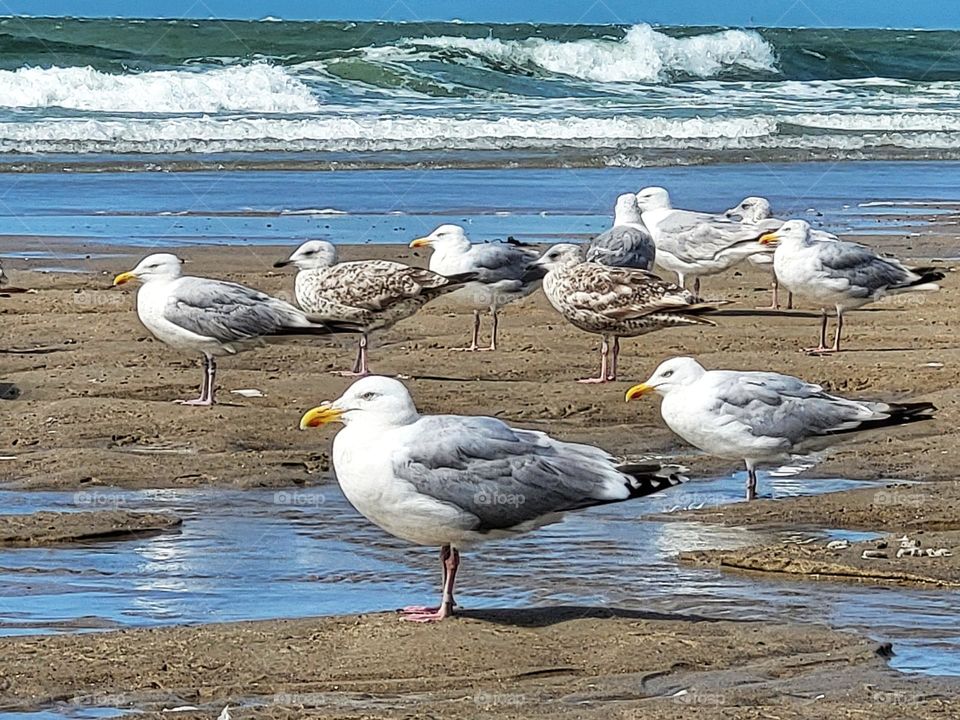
[712,308,822,319]
[410,373,532,383]
[455,605,721,628]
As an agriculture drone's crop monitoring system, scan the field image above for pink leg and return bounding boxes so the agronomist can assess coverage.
[487,309,499,351]
[578,336,610,383]
[802,309,834,354]
[176,354,215,406]
[607,336,620,381]
[453,311,483,351]
[400,545,460,622]
[760,277,780,310]
[332,335,371,377]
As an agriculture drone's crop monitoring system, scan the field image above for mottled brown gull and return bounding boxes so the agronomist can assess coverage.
[275,240,474,375]
[529,243,720,383]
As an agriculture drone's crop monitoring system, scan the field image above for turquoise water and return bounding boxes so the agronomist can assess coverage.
[3,19,960,165]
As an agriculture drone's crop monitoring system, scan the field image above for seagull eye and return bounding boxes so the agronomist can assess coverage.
[662,370,674,378]
[359,392,377,401]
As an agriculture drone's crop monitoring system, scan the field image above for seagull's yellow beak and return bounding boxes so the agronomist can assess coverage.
[758,231,780,246]
[299,403,345,429]
[409,237,433,249]
[112,271,137,286]
[624,383,653,402]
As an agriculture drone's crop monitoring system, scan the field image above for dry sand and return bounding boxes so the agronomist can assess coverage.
[2,235,960,717]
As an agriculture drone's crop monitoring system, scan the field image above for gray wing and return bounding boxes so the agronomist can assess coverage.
[586,225,656,270]
[655,211,765,263]
[164,276,307,342]
[816,240,914,296]
[465,243,539,284]
[392,415,636,531]
[711,370,887,447]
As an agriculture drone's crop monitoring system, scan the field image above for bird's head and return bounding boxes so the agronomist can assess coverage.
[274,240,337,271]
[409,224,470,252]
[531,243,584,273]
[635,186,671,212]
[625,357,706,401]
[300,375,420,431]
[613,192,642,225]
[113,253,184,286]
[725,196,772,223]
[759,218,810,248]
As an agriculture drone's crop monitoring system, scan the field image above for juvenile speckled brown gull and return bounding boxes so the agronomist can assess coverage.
[275,240,474,375]
[530,243,721,383]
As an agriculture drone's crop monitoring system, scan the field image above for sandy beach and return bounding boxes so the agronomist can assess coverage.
[2,230,959,716]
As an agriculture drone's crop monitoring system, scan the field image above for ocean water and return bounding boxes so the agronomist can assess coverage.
[3,18,960,168]
[1,162,958,251]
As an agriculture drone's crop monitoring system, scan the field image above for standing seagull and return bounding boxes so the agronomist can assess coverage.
[300,375,685,621]
[760,220,944,354]
[409,225,542,351]
[274,240,475,376]
[636,186,768,297]
[626,356,935,499]
[585,193,656,270]
[113,253,357,405]
[724,196,789,309]
[529,244,720,383]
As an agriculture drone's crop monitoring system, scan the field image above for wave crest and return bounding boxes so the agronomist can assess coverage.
[393,24,778,83]
[0,63,320,113]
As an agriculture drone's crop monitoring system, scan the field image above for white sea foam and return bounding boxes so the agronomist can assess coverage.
[3,111,960,157]
[396,24,777,83]
[0,115,775,154]
[0,64,320,114]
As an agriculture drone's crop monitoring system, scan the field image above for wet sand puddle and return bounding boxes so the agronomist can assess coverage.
[0,475,957,717]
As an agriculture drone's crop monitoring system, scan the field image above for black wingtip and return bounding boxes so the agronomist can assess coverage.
[520,265,548,284]
[321,320,365,334]
[891,401,936,420]
[442,271,481,285]
[827,400,936,438]
[618,463,687,499]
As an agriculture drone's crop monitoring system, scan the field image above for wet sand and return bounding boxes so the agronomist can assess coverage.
[683,530,960,588]
[1,238,955,491]
[2,609,958,719]
[2,235,960,716]
[0,509,181,546]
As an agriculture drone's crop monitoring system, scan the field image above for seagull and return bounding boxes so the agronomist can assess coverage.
[300,375,686,621]
[724,196,789,309]
[635,186,769,297]
[409,225,542,351]
[759,220,944,354]
[113,253,358,405]
[585,193,656,270]
[274,240,475,376]
[626,356,935,499]
[529,243,721,383]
